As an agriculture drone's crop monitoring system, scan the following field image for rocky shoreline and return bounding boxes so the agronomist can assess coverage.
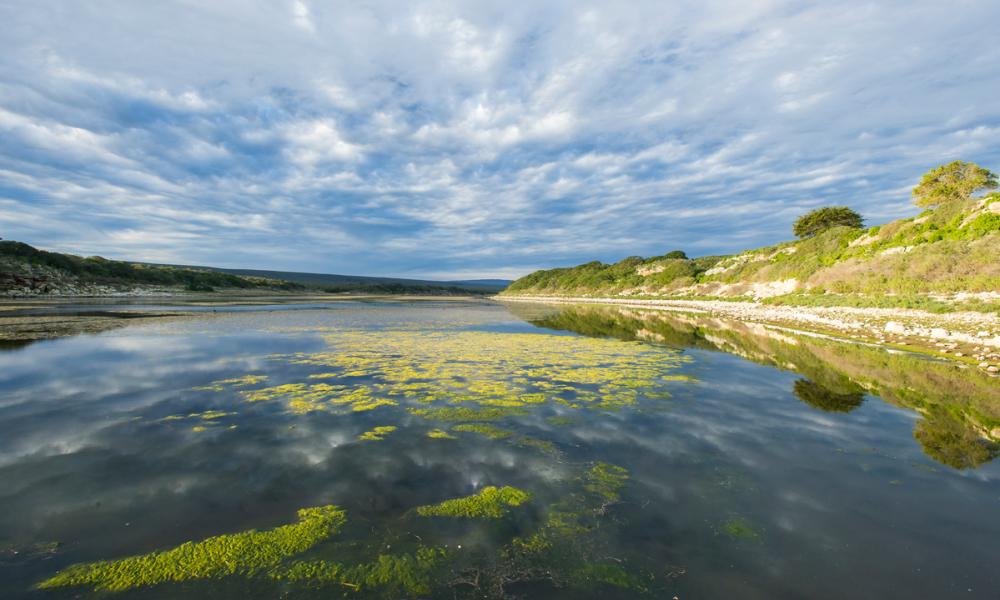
[497,295,1000,375]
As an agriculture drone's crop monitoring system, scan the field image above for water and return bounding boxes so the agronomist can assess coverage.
[1,300,997,599]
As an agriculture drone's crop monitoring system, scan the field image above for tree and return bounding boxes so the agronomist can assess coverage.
[911,160,998,208]
[792,206,863,239]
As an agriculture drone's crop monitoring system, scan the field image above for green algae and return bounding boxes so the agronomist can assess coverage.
[39,322,699,596]
[415,486,530,518]
[238,383,397,415]
[156,410,235,424]
[492,461,655,596]
[193,374,268,391]
[516,436,558,455]
[426,428,456,439]
[270,329,689,422]
[358,426,397,441]
[451,423,513,440]
[720,517,760,540]
[36,505,347,592]
[408,406,526,422]
[573,563,648,590]
[272,547,449,595]
[584,462,630,502]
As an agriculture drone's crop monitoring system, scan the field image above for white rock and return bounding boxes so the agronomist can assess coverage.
[884,321,907,334]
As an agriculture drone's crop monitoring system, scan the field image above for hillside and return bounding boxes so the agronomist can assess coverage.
[169,266,509,293]
[502,192,1000,311]
[0,241,506,297]
[0,241,303,296]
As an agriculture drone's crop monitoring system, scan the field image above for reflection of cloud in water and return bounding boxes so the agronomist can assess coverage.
[1,302,999,599]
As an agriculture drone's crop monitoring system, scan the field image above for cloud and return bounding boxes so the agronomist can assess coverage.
[0,0,998,278]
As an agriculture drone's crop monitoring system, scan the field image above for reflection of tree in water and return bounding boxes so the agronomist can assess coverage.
[517,303,1000,470]
[914,408,1000,470]
[792,379,865,413]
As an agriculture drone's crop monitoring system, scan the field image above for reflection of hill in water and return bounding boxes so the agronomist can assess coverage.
[514,303,1000,470]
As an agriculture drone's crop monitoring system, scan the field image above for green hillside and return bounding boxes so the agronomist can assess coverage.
[0,241,299,294]
[0,242,502,296]
[503,164,1000,310]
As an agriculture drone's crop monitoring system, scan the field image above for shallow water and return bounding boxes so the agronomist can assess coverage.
[1,300,998,599]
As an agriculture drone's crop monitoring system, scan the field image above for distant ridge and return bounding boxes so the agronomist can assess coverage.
[0,240,511,296]
[168,266,511,293]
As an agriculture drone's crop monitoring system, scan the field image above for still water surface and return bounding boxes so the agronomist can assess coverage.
[1,300,998,599]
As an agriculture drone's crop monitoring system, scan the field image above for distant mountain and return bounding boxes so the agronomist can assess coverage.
[446,279,514,288]
[176,267,511,293]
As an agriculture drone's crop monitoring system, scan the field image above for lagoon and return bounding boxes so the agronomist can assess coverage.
[1,300,998,598]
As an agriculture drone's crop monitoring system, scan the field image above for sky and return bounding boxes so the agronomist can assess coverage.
[1,1,999,280]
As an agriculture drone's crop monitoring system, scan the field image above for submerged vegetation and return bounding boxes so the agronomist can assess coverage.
[451,423,514,439]
[584,462,630,502]
[37,506,347,591]
[27,296,999,598]
[358,425,397,441]
[415,486,531,518]
[195,328,689,419]
[34,460,651,597]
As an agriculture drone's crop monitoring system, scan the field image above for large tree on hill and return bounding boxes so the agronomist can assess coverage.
[792,206,864,239]
[911,160,997,208]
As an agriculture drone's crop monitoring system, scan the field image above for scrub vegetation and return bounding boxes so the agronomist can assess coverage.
[502,162,1000,302]
[0,241,300,293]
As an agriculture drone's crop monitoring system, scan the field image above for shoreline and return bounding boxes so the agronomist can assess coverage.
[496,295,1000,374]
[0,295,493,342]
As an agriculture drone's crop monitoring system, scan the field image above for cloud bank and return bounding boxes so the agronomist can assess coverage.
[1,0,998,278]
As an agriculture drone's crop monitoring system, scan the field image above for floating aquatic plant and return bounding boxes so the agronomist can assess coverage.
[274,329,689,419]
[584,462,629,502]
[451,423,513,440]
[358,426,397,441]
[37,505,347,592]
[193,374,268,391]
[516,436,558,455]
[273,547,449,595]
[426,428,456,439]
[408,406,526,422]
[720,517,760,540]
[415,486,530,518]
[156,410,235,424]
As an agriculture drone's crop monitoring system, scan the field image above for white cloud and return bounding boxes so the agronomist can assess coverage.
[283,118,365,165]
[291,0,315,33]
[0,0,997,279]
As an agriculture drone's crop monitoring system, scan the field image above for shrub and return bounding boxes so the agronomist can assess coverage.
[912,161,998,208]
[792,207,864,239]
